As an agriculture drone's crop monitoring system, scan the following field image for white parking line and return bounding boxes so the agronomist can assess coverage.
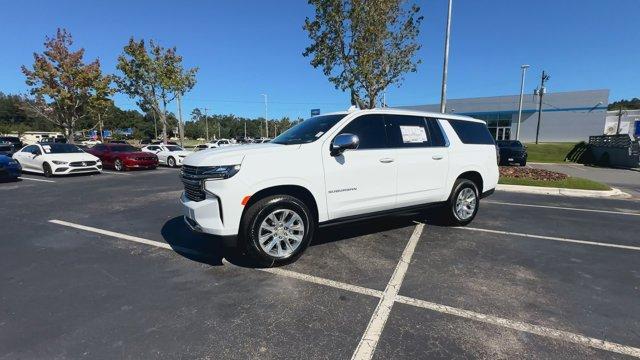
[48,219,640,358]
[457,226,640,252]
[19,176,55,183]
[101,170,130,176]
[484,200,640,216]
[395,295,640,358]
[351,223,424,360]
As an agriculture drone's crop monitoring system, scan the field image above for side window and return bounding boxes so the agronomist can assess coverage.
[385,115,431,148]
[23,145,36,153]
[447,120,495,145]
[338,114,387,150]
[427,119,447,147]
[148,146,158,151]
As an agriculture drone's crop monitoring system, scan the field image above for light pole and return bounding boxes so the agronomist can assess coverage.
[516,64,530,140]
[261,94,268,138]
[439,0,453,113]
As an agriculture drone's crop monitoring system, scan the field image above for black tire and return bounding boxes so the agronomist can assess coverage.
[239,195,315,266]
[114,158,124,171]
[442,178,480,226]
[167,157,176,168]
[519,160,527,166]
[43,162,53,178]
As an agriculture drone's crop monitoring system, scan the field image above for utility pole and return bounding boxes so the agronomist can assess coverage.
[616,105,624,135]
[261,94,268,138]
[439,0,453,113]
[244,121,247,139]
[203,108,209,141]
[534,70,550,144]
[177,94,184,147]
[516,64,530,140]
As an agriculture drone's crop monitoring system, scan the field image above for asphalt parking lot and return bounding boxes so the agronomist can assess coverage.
[2,169,640,359]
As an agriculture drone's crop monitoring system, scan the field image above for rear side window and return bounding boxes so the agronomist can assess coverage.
[384,115,431,148]
[339,114,387,150]
[447,120,495,145]
[426,119,447,147]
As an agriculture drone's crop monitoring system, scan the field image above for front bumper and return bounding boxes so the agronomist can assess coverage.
[0,165,21,179]
[52,164,102,175]
[123,158,158,169]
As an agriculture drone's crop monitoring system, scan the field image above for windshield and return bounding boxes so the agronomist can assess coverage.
[42,144,84,154]
[165,145,184,152]
[272,114,347,145]
[111,145,140,152]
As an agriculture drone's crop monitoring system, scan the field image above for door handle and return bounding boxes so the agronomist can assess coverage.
[379,158,395,163]
[432,155,444,160]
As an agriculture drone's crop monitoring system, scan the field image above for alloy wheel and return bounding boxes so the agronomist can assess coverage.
[455,187,476,220]
[258,209,305,258]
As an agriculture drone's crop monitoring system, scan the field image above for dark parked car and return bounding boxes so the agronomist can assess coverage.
[87,143,158,171]
[0,154,21,181]
[0,136,23,152]
[0,142,14,156]
[497,140,527,166]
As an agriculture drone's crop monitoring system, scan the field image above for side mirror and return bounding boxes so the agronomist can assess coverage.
[331,133,359,156]
[31,150,40,156]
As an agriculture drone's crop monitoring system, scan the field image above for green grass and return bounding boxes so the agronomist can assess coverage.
[524,142,577,163]
[499,176,611,191]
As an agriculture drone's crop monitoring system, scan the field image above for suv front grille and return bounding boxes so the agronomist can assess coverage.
[181,166,206,201]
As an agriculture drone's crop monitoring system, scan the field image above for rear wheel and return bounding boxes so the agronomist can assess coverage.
[43,163,53,178]
[442,178,479,226]
[167,156,176,167]
[240,195,314,266]
[114,158,124,171]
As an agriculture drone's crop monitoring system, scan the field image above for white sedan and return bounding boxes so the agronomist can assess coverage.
[141,144,191,167]
[13,143,102,177]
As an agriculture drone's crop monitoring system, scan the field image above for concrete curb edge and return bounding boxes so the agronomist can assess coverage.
[495,184,631,198]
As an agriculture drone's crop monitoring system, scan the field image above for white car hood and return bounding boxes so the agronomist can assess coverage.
[183,143,299,166]
[43,152,100,162]
[170,151,192,157]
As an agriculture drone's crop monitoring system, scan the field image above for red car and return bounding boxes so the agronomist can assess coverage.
[87,144,158,171]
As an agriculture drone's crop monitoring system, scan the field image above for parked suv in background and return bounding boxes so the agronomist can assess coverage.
[497,140,527,166]
[180,109,498,265]
[0,136,23,154]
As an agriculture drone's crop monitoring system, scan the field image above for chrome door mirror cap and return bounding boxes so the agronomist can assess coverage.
[331,133,359,156]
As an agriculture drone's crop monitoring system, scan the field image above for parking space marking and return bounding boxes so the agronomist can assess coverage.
[101,171,131,176]
[395,295,640,358]
[458,226,640,252]
[484,200,640,217]
[18,176,55,183]
[47,219,640,358]
[351,223,424,360]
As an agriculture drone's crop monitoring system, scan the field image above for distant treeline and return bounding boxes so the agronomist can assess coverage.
[608,98,640,111]
[0,92,299,140]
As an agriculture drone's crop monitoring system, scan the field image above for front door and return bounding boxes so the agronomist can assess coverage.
[323,114,397,220]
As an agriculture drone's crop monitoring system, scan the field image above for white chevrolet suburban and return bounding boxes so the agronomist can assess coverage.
[180,109,499,264]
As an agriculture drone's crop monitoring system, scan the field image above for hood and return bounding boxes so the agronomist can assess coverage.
[44,152,100,162]
[0,155,15,165]
[172,150,192,157]
[183,143,299,166]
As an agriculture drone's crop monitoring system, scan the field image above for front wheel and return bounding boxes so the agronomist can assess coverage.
[167,157,176,167]
[43,163,53,178]
[240,195,314,266]
[114,158,124,171]
[442,179,479,226]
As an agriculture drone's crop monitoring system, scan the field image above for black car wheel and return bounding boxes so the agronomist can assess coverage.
[240,195,315,266]
[167,157,176,168]
[43,163,53,178]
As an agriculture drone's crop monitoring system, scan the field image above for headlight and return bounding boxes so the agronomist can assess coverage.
[199,164,241,179]
[52,160,68,165]
[96,159,102,163]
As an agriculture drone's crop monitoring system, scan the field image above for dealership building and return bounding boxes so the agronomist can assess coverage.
[400,89,610,142]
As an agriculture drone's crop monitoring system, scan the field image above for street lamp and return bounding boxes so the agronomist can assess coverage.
[261,94,268,138]
[516,64,530,140]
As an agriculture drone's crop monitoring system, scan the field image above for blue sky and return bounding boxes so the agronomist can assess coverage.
[1,0,638,120]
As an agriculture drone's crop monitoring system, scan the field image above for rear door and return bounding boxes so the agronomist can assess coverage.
[323,114,398,219]
[385,115,450,206]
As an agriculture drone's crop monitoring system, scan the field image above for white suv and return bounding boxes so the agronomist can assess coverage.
[180,109,498,264]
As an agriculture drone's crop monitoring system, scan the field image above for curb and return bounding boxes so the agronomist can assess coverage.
[495,184,631,198]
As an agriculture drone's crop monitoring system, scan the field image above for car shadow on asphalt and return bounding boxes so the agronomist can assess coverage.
[160,208,448,269]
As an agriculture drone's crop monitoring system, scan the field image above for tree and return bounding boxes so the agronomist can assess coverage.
[116,38,197,144]
[21,29,112,143]
[608,98,640,111]
[303,0,423,108]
